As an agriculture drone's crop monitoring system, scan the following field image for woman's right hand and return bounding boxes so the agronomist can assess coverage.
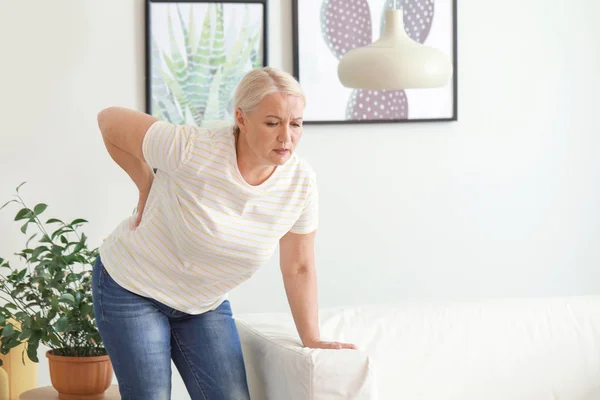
[133,168,154,228]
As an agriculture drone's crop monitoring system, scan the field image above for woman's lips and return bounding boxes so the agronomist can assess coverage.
[274,149,289,155]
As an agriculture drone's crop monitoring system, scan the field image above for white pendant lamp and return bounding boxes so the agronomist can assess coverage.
[338,1,452,90]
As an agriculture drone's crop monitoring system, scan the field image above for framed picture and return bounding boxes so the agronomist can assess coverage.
[145,0,268,125]
[292,0,457,124]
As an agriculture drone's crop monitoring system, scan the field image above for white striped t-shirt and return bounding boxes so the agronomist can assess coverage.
[99,120,318,314]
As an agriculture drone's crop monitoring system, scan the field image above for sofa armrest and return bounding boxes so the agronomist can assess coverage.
[235,315,377,400]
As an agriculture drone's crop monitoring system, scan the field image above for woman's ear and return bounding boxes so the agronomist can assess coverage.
[235,108,246,134]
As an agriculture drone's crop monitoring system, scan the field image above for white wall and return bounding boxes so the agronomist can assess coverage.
[1,0,599,397]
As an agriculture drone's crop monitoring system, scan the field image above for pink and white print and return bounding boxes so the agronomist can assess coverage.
[293,0,456,123]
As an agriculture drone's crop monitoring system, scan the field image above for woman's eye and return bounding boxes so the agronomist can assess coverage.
[266,122,277,126]
[292,123,301,128]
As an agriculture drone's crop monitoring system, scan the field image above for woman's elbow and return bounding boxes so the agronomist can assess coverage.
[97,107,117,136]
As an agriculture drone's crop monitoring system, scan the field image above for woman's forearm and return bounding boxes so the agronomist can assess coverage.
[102,138,154,192]
[282,266,321,346]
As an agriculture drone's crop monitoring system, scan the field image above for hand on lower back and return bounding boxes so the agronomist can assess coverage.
[134,174,154,228]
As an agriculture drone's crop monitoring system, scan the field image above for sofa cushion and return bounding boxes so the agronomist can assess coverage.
[317,295,600,399]
[236,295,600,400]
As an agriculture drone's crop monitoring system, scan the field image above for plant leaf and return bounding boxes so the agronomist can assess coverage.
[15,208,32,221]
[187,4,215,122]
[26,341,39,363]
[59,293,75,305]
[50,245,64,256]
[14,311,27,320]
[2,324,15,337]
[31,246,49,260]
[19,328,32,340]
[0,199,17,211]
[51,297,59,311]
[48,333,62,347]
[15,269,27,281]
[151,37,183,123]
[26,233,38,249]
[33,203,47,216]
[54,316,69,332]
[80,303,93,317]
[40,235,53,244]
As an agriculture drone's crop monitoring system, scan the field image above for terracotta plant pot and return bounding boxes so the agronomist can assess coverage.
[46,350,113,400]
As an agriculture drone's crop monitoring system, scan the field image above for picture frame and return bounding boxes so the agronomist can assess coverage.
[292,0,458,124]
[145,0,268,125]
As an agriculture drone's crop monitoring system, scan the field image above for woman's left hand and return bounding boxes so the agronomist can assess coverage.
[303,339,358,350]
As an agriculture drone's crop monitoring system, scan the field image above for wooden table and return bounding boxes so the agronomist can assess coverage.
[19,386,120,399]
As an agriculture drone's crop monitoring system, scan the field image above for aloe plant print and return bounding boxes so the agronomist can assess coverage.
[149,3,265,126]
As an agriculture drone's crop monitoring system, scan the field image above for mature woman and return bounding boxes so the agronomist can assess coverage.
[92,67,356,400]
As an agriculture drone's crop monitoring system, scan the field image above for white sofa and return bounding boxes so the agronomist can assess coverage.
[234,295,600,400]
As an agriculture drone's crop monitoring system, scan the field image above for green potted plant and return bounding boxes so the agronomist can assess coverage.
[0,183,112,399]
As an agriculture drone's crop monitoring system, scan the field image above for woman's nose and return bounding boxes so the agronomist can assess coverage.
[278,126,291,144]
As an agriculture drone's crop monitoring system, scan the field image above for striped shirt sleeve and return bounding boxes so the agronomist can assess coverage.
[289,173,319,234]
[142,120,202,173]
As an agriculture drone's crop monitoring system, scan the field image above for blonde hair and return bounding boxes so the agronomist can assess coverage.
[233,67,306,133]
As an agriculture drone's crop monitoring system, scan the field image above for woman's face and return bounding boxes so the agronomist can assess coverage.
[236,92,304,166]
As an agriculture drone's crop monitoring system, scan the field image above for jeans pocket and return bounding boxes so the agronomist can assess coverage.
[95,257,119,291]
[91,257,105,322]
[98,263,120,290]
[99,265,108,288]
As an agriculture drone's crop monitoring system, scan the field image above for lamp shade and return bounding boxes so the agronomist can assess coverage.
[338,8,452,90]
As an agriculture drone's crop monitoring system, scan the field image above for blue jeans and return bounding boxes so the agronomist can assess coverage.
[91,256,251,400]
